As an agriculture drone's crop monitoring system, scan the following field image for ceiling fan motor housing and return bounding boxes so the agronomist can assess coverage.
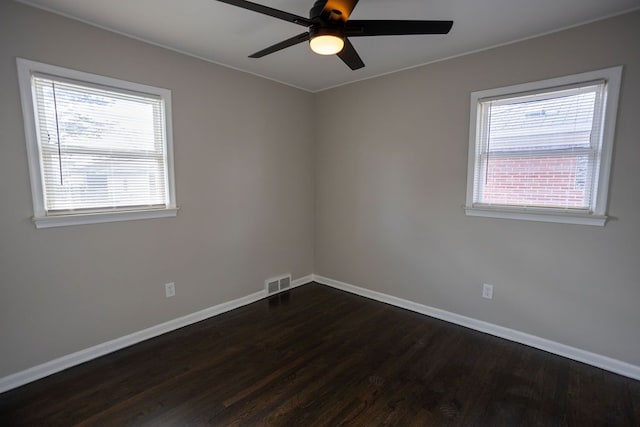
[311,0,348,22]
[311,0,333,20]
[310,25,344,40]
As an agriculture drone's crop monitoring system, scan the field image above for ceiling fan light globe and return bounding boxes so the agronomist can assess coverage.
[310,35,345,55]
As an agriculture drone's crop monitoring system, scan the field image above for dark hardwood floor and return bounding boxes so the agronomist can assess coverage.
[1,283,639,426]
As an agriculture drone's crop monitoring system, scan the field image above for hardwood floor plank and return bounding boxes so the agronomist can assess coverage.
[1,283,639,426]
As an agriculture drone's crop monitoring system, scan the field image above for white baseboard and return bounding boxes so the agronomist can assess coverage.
[0,274,312,394]
[312,274,640,381]
[289,274,313,289]
[2,272,637,393]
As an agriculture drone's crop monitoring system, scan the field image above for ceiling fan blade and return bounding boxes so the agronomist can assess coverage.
[249,32,311,58]
[216,0,312,26]
[320,0,360,20]
[337,38,364,70]
[346,20,453,37]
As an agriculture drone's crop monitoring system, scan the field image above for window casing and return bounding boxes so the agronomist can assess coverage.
[17,58,177,228]
[465,67,622,226]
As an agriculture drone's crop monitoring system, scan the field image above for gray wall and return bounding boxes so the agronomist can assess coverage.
[0,1,314,377]
[2,0,639,380]
[315,11,640,366]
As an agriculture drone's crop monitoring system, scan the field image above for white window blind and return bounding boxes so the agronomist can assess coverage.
[473,82,605,211]
[32,74,169,214]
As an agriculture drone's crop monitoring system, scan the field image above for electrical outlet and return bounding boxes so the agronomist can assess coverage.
[482,283,494,300]
[165,282,175,298]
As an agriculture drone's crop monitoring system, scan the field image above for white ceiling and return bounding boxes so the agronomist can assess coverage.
[18,0,640,92]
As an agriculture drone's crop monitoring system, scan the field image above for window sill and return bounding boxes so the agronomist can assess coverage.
[464,206,607,226]
[32,207,179,229]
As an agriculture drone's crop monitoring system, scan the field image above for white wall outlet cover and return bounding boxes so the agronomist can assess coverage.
[165,282,176,298]
[482,283,494,299]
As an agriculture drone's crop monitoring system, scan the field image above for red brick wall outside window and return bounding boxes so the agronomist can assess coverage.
[482,154,588,209]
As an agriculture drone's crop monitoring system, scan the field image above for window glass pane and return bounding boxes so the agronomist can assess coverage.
[32,75,168,213]
[475,83,604,211]
[481,152,594,209]
[486,85,599,152]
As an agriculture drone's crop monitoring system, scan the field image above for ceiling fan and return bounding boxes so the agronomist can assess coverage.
[216,0,453,70]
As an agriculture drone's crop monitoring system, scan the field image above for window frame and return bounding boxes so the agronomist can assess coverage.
[465,66,623,226]
[17,58,178,228]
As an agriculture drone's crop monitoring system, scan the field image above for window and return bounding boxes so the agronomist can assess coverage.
[17,58,177,228]
[465,67,622,226]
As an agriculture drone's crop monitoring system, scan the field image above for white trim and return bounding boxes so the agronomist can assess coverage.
[464,206,607,226]
[16,58,178,228]
[290,275,313,289]
[0,274,312,393]
[16,58,46,219]
[315,7,639,93]
[2,272,636,393]
[32,207,179,229]
[312,274,640,381]
[14,1,640,93]
[465,66,623,226]
[14,1,312,93]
